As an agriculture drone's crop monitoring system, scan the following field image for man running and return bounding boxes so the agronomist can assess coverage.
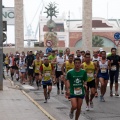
[92,50,100,97]
[98,51,111,102]
[26,50,34,85]
[81,53,97,111]
[53,50,65,94]
[66,58,87,120]
[107,48,120,96]
[40,55,54,103]
[32,53,42,90]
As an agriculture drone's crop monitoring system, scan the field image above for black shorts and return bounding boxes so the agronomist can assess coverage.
[87,80,95,90]
[55,71,63,78]
[28,69,34,76]
[14,66,19,70]
[70,95,85,99]
[5,64,9,68]
[35,73,39,76]
[10,66,15,69]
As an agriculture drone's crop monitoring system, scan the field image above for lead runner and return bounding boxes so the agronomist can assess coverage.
[65,57,87,120]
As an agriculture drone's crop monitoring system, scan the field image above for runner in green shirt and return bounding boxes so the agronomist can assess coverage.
[66,57,87,120]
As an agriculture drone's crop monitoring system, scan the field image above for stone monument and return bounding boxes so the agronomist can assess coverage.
[44,2,59,47]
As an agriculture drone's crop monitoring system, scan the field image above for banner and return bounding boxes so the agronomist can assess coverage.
[2,7,14,25]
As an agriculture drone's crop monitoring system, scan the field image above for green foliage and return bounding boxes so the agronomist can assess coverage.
[92,35,104,47]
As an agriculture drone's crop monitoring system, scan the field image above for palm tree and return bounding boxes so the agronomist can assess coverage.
[92,35,104,47]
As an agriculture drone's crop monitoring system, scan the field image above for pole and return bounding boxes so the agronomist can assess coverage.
[0,0,3,90]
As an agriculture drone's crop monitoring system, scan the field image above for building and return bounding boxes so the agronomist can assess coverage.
[40,16,120,48]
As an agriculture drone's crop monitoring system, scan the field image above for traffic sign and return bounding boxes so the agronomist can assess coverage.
[3,32,7,42]
[114,32,120,40]
[46,40,53,47]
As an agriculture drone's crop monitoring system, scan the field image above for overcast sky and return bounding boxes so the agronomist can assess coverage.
[3,0,120,44]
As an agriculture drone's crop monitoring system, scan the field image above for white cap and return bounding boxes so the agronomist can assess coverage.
[99,48,103,52]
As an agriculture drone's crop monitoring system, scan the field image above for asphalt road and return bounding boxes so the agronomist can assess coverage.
[5,71,120,120]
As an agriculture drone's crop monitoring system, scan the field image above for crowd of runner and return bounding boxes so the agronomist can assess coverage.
[3,47,120,120]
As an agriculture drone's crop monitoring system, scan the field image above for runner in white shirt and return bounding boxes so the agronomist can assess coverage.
[19,55,26,84]
[92,50,100,97]
[53,50,65,94]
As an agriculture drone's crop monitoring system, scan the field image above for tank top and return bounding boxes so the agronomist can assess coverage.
[92,56,100,62]
[99,60,108,74]
[65,61,74,72]
[9,57,14,66]
[83,62,95,82]
[5,57,9,64]
[56,56,64,71]
[34,59,42,73]
[19,59,26,72]
[42,63,52,81]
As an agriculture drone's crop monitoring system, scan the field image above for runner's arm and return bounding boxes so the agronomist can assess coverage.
[108,60,111,70]
[61,62,65,75]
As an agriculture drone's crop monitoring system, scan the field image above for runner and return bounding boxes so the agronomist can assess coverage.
[81,53,97,111]
[9,53,15,80]
[92,50,100,97]
[14,54,20,81]
[19,55,26,84]
[4,53,9,76]
[32,53,42,90]
[107,48,120,96]
[75,50,83,62]
[98,51,111,102]
[53,50,64,94]
[61,54,74,100]
[40,55,54,103]
[66,57,87,120]
[26,50,34,85]
[64,48,70,61]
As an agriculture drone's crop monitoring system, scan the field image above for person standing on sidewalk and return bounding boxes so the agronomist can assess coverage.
[66,58,87,120]
[107,48,120,96]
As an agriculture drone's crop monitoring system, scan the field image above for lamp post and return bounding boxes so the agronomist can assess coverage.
[0,0,3,90]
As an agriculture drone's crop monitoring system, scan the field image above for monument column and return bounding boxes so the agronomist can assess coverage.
[14,0,24,51]
[82,0,92,51]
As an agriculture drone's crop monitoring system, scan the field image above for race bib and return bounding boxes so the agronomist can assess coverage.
[45,72,50,76]
[5,60,8,63]
[20,67,23,70]
[111,65,117,71]
[57,64,62,71]
[74,87,82,95]
[36,67,39,70]
[29,66,33,69]
[101,68,106,73]
[87,73,93,77]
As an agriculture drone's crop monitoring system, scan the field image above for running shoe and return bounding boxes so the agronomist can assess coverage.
[90,101,94,109]
[110,91,113,97]
[69,111,74,119]
[115,92,119,96]
[61,90,64,94]
[99,95,102,102]
[86,106,89,111]
[102,96,105,102]
[44,98,47,103]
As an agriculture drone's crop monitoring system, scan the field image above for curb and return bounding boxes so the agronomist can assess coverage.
[8,78,56,120]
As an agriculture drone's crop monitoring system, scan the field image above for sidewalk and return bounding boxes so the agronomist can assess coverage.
[0,79,50,120]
